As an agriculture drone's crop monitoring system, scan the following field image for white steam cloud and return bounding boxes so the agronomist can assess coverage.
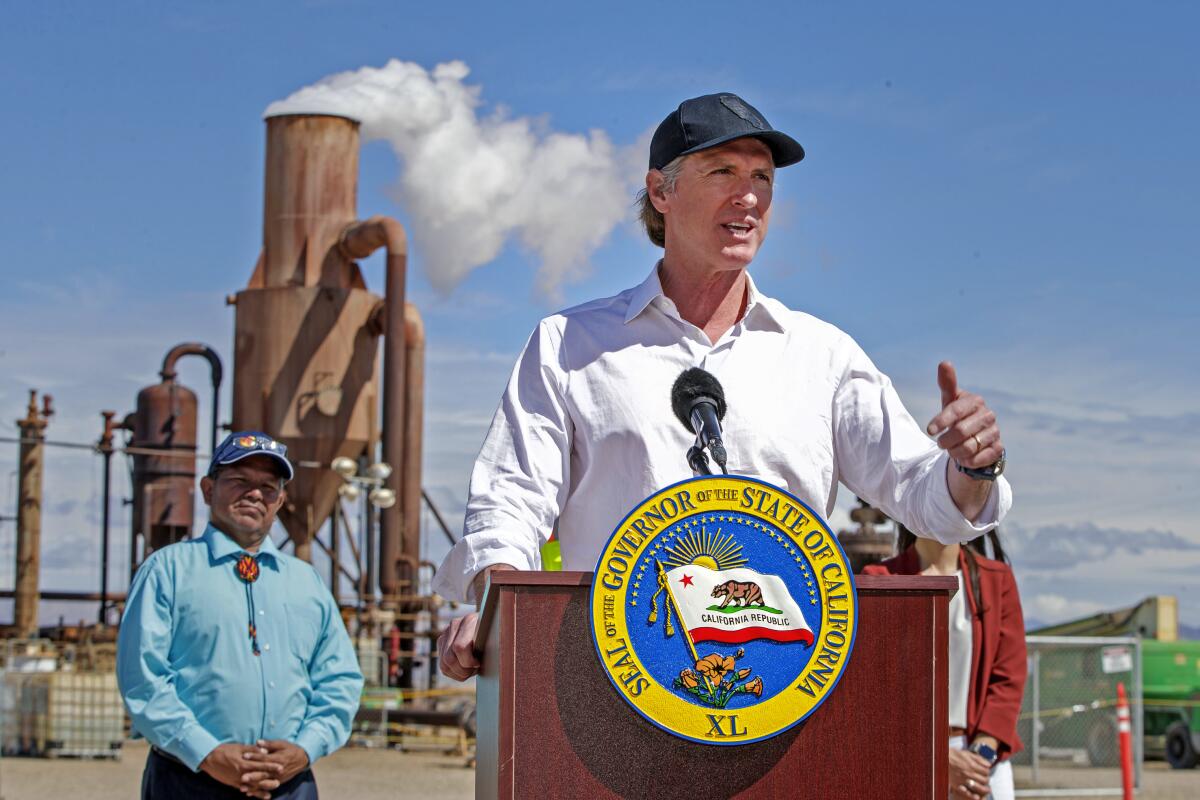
[265,60,643,298]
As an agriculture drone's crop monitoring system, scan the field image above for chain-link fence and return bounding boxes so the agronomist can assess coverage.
[1013,636,1142,797]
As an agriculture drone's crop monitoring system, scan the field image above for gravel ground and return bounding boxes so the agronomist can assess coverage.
[1013,762,1199,799]
[1,741,1196,799]
[0,740,474,800]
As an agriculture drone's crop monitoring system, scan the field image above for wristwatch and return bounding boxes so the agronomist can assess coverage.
[956,449,1006,481]
[969,741,999,766]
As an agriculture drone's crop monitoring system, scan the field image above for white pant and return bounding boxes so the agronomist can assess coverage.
[949,735,1014,800]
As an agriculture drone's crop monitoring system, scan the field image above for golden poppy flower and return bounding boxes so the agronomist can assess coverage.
[695,653,732,679]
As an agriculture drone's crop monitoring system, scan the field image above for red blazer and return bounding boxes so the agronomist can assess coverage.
[863,548,1027,756]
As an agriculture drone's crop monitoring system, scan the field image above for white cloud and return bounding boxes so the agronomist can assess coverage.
[878,342,1200,541]
[266,60,645,300]
[1023,593,1106,624]
[1009,525,1200,629]
[1005,522,1200,572]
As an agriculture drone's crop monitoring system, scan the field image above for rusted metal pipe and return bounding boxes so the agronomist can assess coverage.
[98,411,116,625]
[363,476,375,608]
[401,302,425,598]
[338,501,363,577]
[160,343,223,455]
[422,489,459,547]
[14,391,53,636]
[337,216,408,604]
[0,590,125,602]
[311,528,357,588]
[329,499,341,594]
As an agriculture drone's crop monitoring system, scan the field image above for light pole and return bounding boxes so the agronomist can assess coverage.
[330,457,396,604]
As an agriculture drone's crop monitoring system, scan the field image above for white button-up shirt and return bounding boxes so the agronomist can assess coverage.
[433,266,1010,602]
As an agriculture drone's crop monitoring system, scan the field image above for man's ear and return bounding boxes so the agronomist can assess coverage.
[646,170,671,214]
[200,475,214,505]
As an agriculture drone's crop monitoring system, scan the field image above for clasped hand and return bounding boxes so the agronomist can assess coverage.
[200,739,309,799]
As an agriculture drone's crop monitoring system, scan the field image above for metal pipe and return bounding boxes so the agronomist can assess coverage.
[0,590,126,602]
[160,343,223,455]
[1133,637,1143,788]
[98,411,116,625]
[129,482,140,584]
[338,501,363,576]
[330,502,340,594]
[364,475,376,607]
[311,528,357,588]
[14,391,52,636]
[400,303,425,598]
[0,436,96,451]
[422,489,459,547]
[1032,648,1041,784]
[338,216,408,605]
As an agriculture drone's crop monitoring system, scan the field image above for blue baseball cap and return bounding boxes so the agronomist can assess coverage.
[649,93,805,171]
[208,431,294,482]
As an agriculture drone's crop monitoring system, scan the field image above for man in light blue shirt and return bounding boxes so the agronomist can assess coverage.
[118,431,364,799]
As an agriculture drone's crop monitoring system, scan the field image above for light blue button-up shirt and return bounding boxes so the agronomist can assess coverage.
[117,524,364,771]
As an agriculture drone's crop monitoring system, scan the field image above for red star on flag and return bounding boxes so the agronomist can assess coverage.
[679,574,694,588]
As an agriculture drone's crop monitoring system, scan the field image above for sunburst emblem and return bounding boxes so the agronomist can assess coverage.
[661,526,747,571]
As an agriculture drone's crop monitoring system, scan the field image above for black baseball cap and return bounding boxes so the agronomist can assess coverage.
[208,431,294,482]
[649,93,805,171]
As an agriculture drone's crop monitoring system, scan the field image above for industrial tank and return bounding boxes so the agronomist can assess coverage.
[129,375,197,553]
[231,114,382,561]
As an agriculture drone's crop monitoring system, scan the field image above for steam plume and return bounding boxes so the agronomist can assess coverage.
[265,60,641,298]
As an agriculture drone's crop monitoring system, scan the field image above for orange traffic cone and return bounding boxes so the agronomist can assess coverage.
[1117,681,1133,800]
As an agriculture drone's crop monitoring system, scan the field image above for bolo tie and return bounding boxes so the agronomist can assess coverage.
[236,554,262,655]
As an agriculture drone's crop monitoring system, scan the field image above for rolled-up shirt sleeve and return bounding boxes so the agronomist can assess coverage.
[831,339,1011,543]
[433,320,573,602]
[117,557,220,772]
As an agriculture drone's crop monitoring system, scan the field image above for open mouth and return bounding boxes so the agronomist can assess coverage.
[722,222,755,237]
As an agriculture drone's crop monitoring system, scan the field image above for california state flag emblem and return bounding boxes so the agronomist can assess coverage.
[655,564,814,647]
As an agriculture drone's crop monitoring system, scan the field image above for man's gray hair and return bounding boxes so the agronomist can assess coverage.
[636,155,687,248]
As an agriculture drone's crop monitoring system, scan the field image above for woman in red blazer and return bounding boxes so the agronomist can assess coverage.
[864,529,1027,800]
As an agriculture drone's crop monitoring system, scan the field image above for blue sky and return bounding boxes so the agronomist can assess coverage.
[1,3,1197,629]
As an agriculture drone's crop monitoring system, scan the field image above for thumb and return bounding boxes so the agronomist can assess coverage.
[937,361,959,407]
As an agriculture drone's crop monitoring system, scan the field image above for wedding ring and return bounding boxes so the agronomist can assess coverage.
[972,434,982,452]
[967,779,975,790]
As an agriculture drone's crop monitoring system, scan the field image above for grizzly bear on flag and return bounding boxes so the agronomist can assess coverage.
[710,579,765,610]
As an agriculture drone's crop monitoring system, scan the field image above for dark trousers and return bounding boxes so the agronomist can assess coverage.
[142,748,318,799]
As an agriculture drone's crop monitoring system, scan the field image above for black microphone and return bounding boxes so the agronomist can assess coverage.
[670,368,728,471]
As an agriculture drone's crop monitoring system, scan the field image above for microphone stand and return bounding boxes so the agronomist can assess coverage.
[687,443,713,476]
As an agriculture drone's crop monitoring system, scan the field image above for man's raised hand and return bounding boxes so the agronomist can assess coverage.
[926,361,1003,470]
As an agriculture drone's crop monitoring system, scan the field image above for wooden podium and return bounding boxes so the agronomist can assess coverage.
[474,571,955,799]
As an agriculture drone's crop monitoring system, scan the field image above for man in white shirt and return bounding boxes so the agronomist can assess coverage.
[435,93,1010,681]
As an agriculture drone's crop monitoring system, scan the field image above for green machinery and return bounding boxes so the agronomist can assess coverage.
[1142,638,1200,768]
